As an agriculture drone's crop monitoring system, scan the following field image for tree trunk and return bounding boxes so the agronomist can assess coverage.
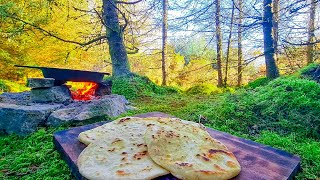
[215,0,223,87]
[272,0,279,61]
[237,0,243,87]
[263,0,279,79]
[307,0,316,64]
[161,0,168,86]
[103,0,131,77]
[224,1,235,87]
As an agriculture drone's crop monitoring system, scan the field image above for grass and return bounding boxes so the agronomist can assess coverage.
[0,128,71,180]
[0,73,320,179]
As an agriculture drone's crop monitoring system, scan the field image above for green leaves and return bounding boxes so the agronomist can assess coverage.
[0,2,14,19]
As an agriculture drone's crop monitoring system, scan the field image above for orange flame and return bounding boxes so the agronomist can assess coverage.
[67,82,98,101]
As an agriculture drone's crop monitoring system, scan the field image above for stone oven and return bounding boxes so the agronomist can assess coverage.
[0,66,132,136]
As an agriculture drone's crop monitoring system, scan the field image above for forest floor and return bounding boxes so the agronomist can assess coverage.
[0,66,319,179]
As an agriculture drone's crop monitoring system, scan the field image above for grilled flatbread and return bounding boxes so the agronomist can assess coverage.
[144,119,241,180]
[77,117,170,180]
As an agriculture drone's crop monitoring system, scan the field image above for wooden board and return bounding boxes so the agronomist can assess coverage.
[53,112,301,180]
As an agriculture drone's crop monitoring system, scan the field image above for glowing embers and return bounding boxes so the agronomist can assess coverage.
[67,82,98,101]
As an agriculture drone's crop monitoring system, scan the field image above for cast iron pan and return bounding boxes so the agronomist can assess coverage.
[15,65,110,83]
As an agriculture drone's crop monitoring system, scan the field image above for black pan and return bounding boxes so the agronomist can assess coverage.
[15,65,110,83]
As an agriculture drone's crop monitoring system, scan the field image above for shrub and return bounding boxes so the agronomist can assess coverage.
[210,77,320,139]
[110,74,178,100]
[246,77,270,89]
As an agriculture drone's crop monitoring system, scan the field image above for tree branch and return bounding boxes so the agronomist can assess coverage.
[283,39,320,46]
[115,0,143,4]
[8,15,106,47]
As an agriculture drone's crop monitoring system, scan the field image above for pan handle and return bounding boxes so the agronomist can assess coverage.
[15,65,111,75]
[14,65,42,70]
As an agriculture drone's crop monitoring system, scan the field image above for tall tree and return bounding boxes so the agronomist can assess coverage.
[263,0,279,79]
[224,0,235,87]
[215,0,223,86]
[1,0,146,78]
[272,0,279,61]
[237,0,243,86]
[307,0,316,64]
[162,0,168,86]
[103,0,131,77]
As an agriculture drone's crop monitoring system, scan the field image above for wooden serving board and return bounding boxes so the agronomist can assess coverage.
[53,112,301,180]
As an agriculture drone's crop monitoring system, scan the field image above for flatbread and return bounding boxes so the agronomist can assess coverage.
[144,119,241,180]
[77,117,170,180]
[78,117,201,145]
[78,119,119,146]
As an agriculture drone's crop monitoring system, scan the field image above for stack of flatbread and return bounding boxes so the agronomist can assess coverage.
[77,117,241,180]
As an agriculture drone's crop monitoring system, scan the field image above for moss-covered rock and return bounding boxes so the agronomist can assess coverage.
[109,74,178,100]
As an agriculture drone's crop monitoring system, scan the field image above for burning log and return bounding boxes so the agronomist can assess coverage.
[95,81,112,97]
[66,81,112,101]
[67,82,98,101]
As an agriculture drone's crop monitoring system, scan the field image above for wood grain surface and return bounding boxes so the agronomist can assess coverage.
[53,112,300,180]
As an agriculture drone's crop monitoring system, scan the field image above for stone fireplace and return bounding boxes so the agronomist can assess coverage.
[0,76,132,136]
[27,78,112,103]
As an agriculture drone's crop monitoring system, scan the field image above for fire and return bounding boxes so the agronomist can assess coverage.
[67,82,98,101]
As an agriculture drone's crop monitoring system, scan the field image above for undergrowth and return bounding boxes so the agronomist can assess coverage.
[246,77,270,89]
[0,74,319,179]
[186,84,236,95]
[110,74,178,100]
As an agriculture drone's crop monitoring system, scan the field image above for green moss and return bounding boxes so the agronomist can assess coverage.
[186,84,223,95]
[246,77,270,88]
[110,74,178,100]
[215,77,320,139]
[0,128,71,180]
[186,84,235,95]
[299,63,319,75]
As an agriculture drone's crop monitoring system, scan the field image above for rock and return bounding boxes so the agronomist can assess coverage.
[95,81,112,96]
[31,85,72,103]
[27,78,55,88]
[0,103,62,136]
[0,92,31,105]
[46,95,128,126]
[302,65,320,83]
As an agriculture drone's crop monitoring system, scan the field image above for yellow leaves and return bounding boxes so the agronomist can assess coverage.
[1,0,113,81]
